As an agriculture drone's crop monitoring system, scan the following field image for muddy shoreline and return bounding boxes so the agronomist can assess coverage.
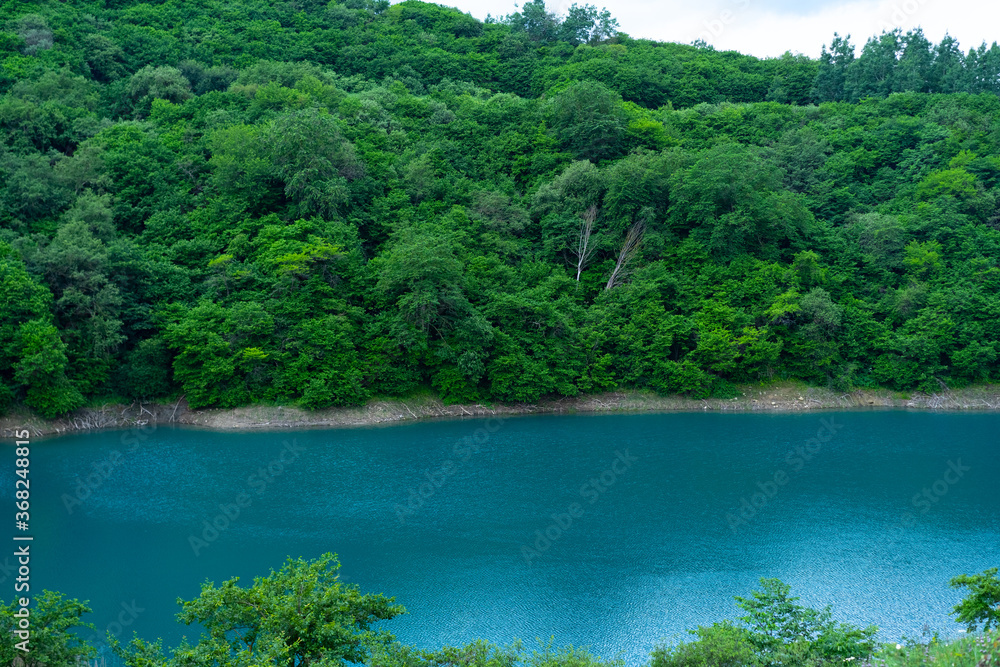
[3,383,1000,439]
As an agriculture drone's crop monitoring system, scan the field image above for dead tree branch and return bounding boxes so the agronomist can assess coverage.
[605,220,645,290]
[574,205,598,281]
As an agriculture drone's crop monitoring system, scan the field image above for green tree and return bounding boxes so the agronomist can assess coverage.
[266,108,364,219]
[557,4,618,45]
[0,591,96,666]
[845,30,902,101]
[895,29,934,93]
[503,0,559,42]
[550,80,628,162]
[813,33,854,102]
[126,65,193,116]
[650,622,760,667]
[26,215,125,395]
[735,578,877,661]
[11,319,84,418]
[372,226,471,341]
[950,567,1000,632]
[114,553,404,667]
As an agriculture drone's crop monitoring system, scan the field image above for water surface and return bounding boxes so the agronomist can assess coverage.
[4,411,998,664]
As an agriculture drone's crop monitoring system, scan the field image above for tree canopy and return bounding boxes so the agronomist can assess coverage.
[3,0,1000,415]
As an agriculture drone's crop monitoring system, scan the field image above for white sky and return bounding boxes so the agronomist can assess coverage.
[425,0,1000,58]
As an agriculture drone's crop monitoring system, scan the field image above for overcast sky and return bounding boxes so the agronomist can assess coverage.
[429,0,998,58]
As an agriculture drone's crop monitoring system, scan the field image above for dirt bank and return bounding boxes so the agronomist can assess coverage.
[3,383,1000,439]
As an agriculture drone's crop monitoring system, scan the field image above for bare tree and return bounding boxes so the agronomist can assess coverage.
[573,205,598,281]
[605,220,645,290]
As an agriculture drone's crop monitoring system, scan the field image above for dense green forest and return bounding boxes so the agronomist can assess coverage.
[3,0,1000,417]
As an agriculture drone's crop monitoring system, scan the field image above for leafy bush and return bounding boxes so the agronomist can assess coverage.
[650,622,761,667]
[950,568,1000,632]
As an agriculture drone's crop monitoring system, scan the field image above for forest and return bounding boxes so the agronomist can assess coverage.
[3,0,1000,416]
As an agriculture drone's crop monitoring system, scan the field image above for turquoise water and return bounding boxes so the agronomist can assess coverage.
[3,411,998,664]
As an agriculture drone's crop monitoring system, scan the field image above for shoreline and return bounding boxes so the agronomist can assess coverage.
[3,383,1000,439]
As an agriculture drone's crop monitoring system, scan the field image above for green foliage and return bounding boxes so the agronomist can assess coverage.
[127,65,193,111]
[11,318,84,417]
[734,578,878,663]
[0,591,96,666]
[114,553,405,666]
[903,240,943,278]
[950,567,1000,632]
[549,80,628,162]
[650,622,760,667]
[114,336,174,399]
[874,628,1000,667]
[652,579,877,667]
[2,0,1000,416]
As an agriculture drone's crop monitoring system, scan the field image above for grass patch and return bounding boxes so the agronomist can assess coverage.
[868,630,1000,667]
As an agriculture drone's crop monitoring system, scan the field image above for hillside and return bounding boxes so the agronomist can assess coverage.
[3,0,1000,416]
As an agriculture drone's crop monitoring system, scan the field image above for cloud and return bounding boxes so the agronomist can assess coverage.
[430,0,999,58]
[634,0,998,57]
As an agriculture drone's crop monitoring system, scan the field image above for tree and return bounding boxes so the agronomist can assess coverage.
[0,591,96,666]
[950,567,1000,632]
[14,14,53,55]
[282,316,369,409]
[845,30,902,100]
[0,246,54,364]
[163,301,276,408]
[557,4,618,45]
[650,622,759,667]
[550,80,628,162]
[766,52,819,105]
[83,34,127,82]
[813,33,855,102]
[10,319,84,418]
[266,108,364,219]
[791,251,826,288]
[931,34,966,92]
[902,240,944,278]
[735,578,877,661]
[652,579,876,667]
[894,29,934,93]
[372,227,470,339]
[503,0,559,42]
[573,205,597,281]
[114,553,404,667]
[126,65,193,115]
[26,215,125,395]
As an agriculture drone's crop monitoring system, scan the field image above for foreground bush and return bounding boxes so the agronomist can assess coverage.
[651,578,877,667]
[369,639,624,667]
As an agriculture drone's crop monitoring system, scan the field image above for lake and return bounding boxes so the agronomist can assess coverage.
[4,411,998,665]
